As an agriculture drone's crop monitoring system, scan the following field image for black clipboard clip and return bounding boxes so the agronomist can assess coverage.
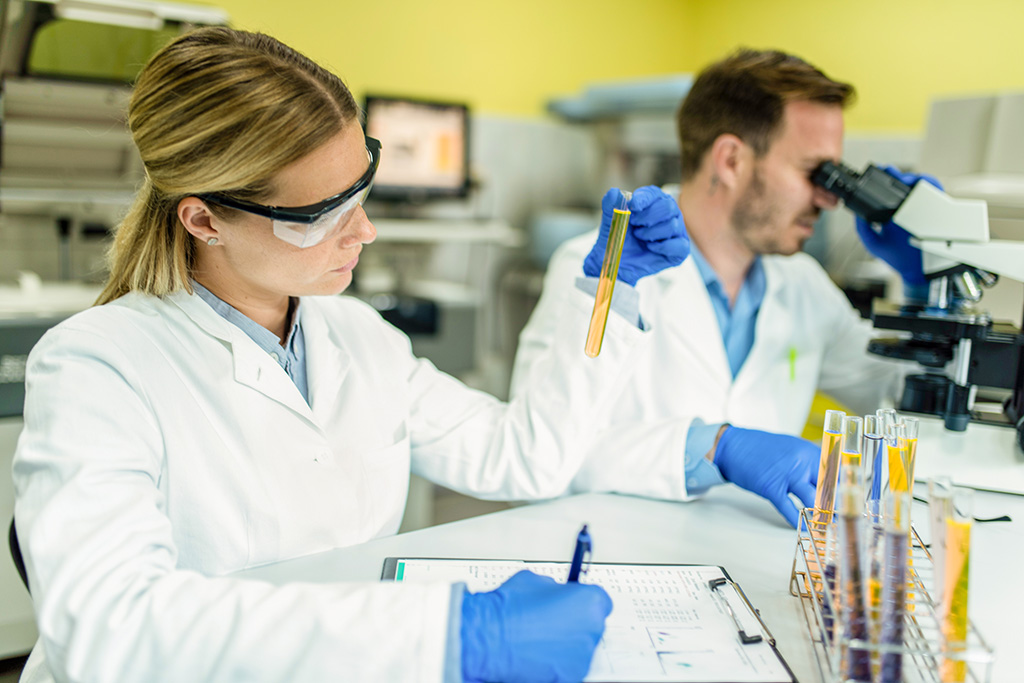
[709,577,776,647]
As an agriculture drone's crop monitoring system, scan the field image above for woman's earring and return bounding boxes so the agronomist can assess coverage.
[207,238,218,246]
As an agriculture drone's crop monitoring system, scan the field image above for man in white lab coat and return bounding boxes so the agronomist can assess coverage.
[512,49,925,527]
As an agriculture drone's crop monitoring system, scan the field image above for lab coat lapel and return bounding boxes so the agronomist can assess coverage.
[656,260,732,385]
[734,257,794,390]
[167,291,318,424]
[299,298,352,424]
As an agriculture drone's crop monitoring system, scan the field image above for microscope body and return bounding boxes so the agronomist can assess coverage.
[814,161,1024,445]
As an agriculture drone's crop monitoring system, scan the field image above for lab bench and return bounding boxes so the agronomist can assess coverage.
[238,427,1024,683]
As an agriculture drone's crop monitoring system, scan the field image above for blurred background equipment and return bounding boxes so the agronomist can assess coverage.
[0,0,230,282]
[363,94,471,204]
[0,0,230,661]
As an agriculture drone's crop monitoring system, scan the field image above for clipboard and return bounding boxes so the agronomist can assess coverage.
[382,557,796,683]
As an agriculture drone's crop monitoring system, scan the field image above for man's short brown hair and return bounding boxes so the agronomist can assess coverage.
[676,48,855,181]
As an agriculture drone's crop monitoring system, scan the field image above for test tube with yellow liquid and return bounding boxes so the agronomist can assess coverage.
[585,191,632,358]
[886,423,910,494]
[899,416,920,498]
[884,422,918,610]
[812,409,845,526]
[941,487,973,683]
[840,415,863,470]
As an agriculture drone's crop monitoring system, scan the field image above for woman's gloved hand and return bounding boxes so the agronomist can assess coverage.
[714,426,819,528]
[584,186,690,286]
[854,165,943,290]
[461,570,612,683]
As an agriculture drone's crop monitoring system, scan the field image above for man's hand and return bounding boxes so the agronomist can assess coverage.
[583,186,690,286]
[714,426,819,528]
[855,165,943,288]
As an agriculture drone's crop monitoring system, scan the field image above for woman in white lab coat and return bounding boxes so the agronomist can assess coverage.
[11,27,688,683]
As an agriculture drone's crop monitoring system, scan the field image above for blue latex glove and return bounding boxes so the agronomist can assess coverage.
[855,165,943,288]
[461,570,612,683]
[714,426,819,528]
[583,186,689,286]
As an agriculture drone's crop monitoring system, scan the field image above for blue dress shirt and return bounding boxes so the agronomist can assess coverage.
[683,245,767,493]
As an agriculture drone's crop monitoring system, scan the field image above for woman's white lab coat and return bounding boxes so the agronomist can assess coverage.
[13,287,640,682]
[511,231,903,502]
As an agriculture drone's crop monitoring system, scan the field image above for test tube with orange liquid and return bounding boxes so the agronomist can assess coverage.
[812,409,845,526]
[941,487,973,683]
[585,191,632,357]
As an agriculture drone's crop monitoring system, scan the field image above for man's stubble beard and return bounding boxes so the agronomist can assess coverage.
[731,167,814,256]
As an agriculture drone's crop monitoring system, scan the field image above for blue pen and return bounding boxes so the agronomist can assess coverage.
[567,524,592,583]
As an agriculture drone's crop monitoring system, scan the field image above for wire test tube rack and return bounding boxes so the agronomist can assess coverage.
[788,508,994,683]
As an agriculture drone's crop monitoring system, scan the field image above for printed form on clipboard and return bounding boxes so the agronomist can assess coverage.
[382,558,796,683]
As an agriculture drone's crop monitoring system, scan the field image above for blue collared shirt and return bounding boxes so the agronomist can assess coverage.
[191,281,310,404]
[685,244,767,492]
[688,243,766,379]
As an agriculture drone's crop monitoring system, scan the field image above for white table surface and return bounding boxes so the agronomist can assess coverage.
[238,482,1024,683]
[913,416,1024,495]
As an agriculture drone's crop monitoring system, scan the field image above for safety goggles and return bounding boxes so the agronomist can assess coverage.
[197,136,381,248]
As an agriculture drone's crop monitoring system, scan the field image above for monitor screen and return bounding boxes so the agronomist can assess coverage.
[363,95,470,202]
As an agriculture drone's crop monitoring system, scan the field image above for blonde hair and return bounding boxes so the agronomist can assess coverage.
[97,27,359,305]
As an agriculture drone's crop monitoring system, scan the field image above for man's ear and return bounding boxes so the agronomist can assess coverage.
[707,133,752,191]
[177,197,220,244]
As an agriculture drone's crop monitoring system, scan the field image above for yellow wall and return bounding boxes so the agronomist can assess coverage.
[688,0,1024,133]
[207,0,1024,132]
[213,0,696,116]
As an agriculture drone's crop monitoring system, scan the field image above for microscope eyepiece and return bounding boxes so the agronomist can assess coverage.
[810,160,912,224]
[810,160,861,197]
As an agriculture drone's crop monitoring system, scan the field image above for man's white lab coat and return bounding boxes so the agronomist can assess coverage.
[14,287,639,682]
[511,231,902,502]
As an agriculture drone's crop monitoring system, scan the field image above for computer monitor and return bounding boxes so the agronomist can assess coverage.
[363,95,471,202]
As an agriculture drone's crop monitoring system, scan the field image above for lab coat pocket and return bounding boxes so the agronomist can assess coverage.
[360,425,411,538]
[776,345,819,434]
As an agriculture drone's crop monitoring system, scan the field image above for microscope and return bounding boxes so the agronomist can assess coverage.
[813,161,1024,446]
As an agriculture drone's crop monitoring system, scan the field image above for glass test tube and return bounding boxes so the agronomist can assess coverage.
[864,496,884,635]
[840,415,864,467]
[879,491,911,683]
[876,408,897,433]
[838,468,871,682]
[928,477,953,608]
[900,416,920,499]
[812,409,846,526]
[886,423,911,496]
[862,414,886,625]
[821,518,839,645]
[863,415,885,505]
[584,190,632,358]
[941,487,973,683]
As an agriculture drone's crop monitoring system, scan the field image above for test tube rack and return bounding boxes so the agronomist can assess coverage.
[788,508,995,683]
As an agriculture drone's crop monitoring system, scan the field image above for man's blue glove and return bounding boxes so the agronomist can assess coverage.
[461,570,612,683]
[583,186,689,286]
[855,165,943,289]
[714,426,819,528]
